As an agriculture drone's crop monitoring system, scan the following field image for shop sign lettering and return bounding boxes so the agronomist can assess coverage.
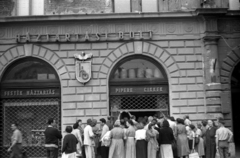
[16,31,153,43]
[110,85,168,95]
[2,89,59,98]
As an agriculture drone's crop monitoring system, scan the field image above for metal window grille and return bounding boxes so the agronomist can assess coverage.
[0,98,61,158]
[110,94,169,111]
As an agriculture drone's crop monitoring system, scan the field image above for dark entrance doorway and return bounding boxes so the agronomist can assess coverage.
[0,57,61,157]
[231,62,240,148]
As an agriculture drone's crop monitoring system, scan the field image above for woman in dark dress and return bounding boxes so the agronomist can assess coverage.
[205,120,217,158]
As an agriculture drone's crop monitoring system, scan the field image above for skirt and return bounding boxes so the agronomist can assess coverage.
[136,140,147,158]
[195,137,205,156]
[160,144,173,158]
[125,137,136,158]
[108,139,124,158]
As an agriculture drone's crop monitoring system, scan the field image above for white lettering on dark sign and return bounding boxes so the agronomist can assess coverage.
[16,31,153,43]
[3,89,55,96]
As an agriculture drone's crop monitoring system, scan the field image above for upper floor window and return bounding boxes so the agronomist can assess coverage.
[2,58,58,82]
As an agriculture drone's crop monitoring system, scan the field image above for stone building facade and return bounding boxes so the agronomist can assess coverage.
[0,7,240,157]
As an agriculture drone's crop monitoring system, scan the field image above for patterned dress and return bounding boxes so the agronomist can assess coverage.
[146,129,158,158]
[108,127,125,158]
[176,124,190,157]
[125,126,136,158]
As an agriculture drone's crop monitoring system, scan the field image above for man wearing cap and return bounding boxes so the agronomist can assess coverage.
[215,118,233,158]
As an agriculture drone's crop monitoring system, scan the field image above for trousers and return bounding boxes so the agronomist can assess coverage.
[85,145,94,158]
[10,144,22,158]
[46,147,58,158]
[218,140,229,158]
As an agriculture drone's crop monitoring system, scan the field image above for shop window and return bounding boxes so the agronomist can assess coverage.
[0,57,61,157]
[2,58,58,82]
[109,55,169,121]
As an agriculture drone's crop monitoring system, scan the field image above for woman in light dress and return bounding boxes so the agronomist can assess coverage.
[176,118,190,158]
[71,123,83,158]
[146,123,159,158]
[108,120,125,158]
[194,123,205,158]
[125,120,136,158]
[135,122,147,158]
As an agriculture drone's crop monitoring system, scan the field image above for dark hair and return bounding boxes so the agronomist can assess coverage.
[148,123,154,130]
[185,115,189,119]
[76,119,82,123]
[218,118,225,125]
[73,123,79,129]
[100,118,106,124]
[66,126,73,133]
[47,118,54,125]
[162,120,170,128]
[177,118,182,124]
[170,117,175,122]
[152,118,157,123]
[189,124,195,130]
[127,120,134,126]
[202,120,207,127]
[87,119,92,125]
[12,122,19,127]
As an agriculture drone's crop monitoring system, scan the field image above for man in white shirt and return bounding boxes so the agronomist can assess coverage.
[216,118,233,158]
[184,115,191,126]
[144,116,153,130]
[99,118,109,158]
[84,119,95,158]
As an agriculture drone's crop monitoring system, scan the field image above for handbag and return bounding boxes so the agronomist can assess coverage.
[189,150,200,158]
[195,136,200,145]
[62,152,76,158]
[189,135,199,158]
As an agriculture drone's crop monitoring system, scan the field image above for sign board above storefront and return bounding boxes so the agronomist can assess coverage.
[15,31,153,43]
[110,85,168,95]
[1,88,60,98]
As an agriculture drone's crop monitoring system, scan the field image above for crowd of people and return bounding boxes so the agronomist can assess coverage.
[6,113,234,158]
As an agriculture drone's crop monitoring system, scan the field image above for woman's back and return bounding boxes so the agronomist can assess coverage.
[111,127,124,139]
[176,124,187,135]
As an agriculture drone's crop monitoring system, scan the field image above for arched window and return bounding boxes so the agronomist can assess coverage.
[0,57,61,157]
[2,57,58,82]
[109,55,169,121]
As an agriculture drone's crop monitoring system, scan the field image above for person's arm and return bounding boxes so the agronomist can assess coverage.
[62,136,67,153]
[228,129,233,142]
[88,127,95,138]
[8,131,18,152]
[56,129,62,139]
[215,130,219,150]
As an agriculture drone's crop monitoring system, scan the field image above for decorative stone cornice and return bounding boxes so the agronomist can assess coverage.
[203,35,220,46]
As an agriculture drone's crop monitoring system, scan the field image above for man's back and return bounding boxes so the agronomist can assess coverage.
[44,126,62,146]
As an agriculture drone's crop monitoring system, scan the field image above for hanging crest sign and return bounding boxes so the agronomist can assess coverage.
[74,52,93,84]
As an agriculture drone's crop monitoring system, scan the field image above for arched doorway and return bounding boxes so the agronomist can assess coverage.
[231,62,240,148]
[109,55,169,121]
[0,57,61,157]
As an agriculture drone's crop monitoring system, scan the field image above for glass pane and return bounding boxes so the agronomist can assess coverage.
[111,58,164,79]
[32,0,44,15]
[3,58,58,81]
[17,0,30,16]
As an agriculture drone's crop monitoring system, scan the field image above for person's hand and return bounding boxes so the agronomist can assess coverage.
[7,147,11,152]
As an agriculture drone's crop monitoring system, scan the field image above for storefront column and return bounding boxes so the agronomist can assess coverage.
[203,36,223,116]
[203,36,220,84]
